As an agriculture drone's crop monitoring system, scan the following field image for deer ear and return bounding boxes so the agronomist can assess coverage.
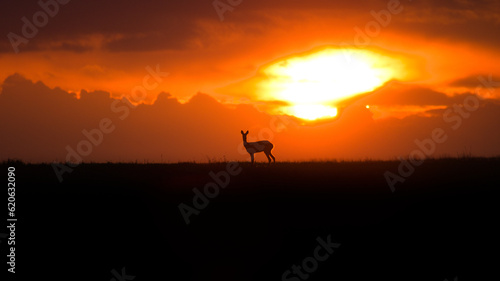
[246,130,249,134]
[240,130,244,134]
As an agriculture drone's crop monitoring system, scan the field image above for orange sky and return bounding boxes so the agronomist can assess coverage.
[1,0,500,162]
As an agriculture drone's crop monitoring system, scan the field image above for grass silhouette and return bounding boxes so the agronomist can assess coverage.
[3,158,499,280]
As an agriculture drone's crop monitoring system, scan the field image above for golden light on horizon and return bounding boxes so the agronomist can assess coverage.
[289,104,338,120]
[257,48,405,120]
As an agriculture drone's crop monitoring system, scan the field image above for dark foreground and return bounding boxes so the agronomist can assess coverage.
[2,159,500,280]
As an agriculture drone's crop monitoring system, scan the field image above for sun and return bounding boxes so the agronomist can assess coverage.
[256,47,405,120]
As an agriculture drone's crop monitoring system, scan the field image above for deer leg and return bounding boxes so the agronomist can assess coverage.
[250,153,254,165]
[269,151,275,163]
[265,152,272,164]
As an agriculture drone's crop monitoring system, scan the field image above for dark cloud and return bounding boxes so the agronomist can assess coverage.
[450,74,500,88]
[54,41,94,52]
[360,82,458,106]
[103,32,194,52]
[387,0,500,49]
[3,0,499,53]
[0,0,210,53]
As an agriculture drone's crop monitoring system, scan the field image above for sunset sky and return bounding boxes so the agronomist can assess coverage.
[1,0,500,163]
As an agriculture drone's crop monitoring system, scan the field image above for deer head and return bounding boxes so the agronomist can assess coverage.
[241,130,249,141]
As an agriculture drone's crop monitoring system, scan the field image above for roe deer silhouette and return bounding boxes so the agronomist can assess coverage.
[241,130,275,164]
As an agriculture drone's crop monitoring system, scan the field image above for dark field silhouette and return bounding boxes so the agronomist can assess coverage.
[4,158,500,281]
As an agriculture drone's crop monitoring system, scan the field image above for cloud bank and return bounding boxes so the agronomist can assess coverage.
[1,74,499,165]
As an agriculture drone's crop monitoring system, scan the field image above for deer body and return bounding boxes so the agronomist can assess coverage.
[241,130,275,164]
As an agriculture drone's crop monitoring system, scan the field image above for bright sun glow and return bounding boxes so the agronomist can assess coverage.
[258,48,404,120]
